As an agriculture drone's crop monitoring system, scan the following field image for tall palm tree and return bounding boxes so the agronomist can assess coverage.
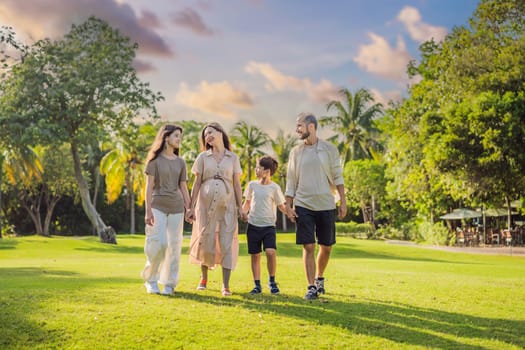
[230,121,270,183]
[271,129,298,231]
[320,88,384,163]
[99,124,155,234]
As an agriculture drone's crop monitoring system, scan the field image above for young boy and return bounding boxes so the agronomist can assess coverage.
[242,156,288,295]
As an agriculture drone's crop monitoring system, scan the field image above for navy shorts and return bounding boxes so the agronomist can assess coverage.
[295,206,336,246]
[246,223,277,254]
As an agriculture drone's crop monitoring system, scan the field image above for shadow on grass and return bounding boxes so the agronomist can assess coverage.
[173,291,524,349]
[0,239,19,250]
[272,241,470,264]
[0,267,138,349]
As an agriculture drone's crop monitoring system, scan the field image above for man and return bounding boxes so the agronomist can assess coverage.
[285,113,347,300]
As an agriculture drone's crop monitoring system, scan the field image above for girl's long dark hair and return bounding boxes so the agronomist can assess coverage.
[200,122,232,151]
[146,124,183,165]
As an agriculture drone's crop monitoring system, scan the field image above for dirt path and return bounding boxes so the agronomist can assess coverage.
[386,240,525,256]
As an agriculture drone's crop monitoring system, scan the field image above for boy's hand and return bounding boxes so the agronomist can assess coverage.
[286,205,297,223]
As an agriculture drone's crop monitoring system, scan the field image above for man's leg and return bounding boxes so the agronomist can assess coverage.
[303,243,316,286]
[316,244,332,278]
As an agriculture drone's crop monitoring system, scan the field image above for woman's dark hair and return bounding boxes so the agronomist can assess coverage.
[146,124,183,164]
[200,122,232,151]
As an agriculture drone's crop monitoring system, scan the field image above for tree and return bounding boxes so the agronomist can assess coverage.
[343,159,386,227]
[270,129,297,231]
[9,145,77,236]
[320,88,383,163]
[230,121,270,184]
[413,0,525,230]
[0,17,163,243]
[99,123,156,234]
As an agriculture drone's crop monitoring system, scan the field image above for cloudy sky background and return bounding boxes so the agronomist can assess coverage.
[0,0,479,137]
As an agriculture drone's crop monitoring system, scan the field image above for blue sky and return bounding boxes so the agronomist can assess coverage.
[0,0,480,136]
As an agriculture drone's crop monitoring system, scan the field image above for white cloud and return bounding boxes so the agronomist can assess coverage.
[0,0,172,57]
[397,6,448,43]
[353,33,412,82]
[369,88,403,106]
[174,81,254,119]
[245,61,341,103]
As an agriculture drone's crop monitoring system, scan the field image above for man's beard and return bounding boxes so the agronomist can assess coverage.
[300,130,310,140]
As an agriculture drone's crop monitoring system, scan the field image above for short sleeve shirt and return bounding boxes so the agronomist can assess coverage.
[145,155,187,214]
[244,181,286,227]
[192,150,242,183]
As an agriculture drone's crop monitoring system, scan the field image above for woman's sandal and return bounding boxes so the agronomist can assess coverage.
[222,288,232,296]
[196,279,207,290]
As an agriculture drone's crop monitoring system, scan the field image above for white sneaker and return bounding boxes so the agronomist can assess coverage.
[144,281,160,294]
[162,285,174,295]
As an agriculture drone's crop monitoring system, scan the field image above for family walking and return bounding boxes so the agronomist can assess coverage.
[141,113,346,300]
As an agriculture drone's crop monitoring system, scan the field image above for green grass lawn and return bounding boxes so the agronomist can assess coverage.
[1,234,524,349]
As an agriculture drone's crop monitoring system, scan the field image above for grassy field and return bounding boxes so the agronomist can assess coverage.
[1,234,524,349]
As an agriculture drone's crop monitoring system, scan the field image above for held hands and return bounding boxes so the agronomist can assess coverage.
[185,208,195,224]
[285,205,297,223]
[238,207,248,222]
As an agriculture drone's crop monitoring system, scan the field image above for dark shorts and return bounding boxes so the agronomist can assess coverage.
[246,223,277,254]
[295,206,336,246]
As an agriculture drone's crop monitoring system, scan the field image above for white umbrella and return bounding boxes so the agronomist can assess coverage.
[439,208,481,220]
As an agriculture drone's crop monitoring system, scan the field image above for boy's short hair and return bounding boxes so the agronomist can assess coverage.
[258,156,278,176]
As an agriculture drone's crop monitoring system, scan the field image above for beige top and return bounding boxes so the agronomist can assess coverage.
[286,139,343,211]
[145,155,187,214]
[244,181,285,227]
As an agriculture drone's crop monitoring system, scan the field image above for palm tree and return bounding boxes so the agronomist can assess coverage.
[0,146,43,237]
[230,121,270,183]
[271,129,298,231]
[320,88,383,163]
[99,124,155,234]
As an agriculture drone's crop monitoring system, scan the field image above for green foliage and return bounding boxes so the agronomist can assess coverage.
[230,121,270,184]
[416,218,454,246]
[335,221,372,238]
[321,88,383,163]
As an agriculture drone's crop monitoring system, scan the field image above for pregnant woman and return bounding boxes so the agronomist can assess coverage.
[186,122,246,296]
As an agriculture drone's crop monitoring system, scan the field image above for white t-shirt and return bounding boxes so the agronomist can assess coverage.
[243,181,286,227]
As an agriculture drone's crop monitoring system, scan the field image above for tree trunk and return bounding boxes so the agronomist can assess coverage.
[91,168,101,236]
[21,201,44,235]
[505,195,512,231]
[43,194,61,236]
[70,140,116,244]
[281,211,287,232]
[130,190,135,234]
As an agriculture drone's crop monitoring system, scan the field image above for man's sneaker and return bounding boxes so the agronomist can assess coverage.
[315,278,325,295]
[162,285,174,295]
[304,285,318,300]
[144,281,160,294]
[268,282,280,295]
[249,286,262,294]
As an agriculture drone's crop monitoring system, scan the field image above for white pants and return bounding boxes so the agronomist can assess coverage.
[141,209,184,287]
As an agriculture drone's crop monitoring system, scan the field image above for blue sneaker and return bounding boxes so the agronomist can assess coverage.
[268,282,280,295]
[304,285,318,300]
[249,286,262,294]
[315,278,325,295]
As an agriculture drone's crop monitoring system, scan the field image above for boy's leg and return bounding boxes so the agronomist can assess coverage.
[251,253,262,281]
[265,248,276,277]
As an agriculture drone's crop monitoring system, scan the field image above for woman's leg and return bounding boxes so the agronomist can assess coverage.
[159,212,184,288]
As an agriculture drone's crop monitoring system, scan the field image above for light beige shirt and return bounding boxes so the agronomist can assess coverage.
[145,155,187,214]
[286,139,343,211]
[244,181,286,227]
